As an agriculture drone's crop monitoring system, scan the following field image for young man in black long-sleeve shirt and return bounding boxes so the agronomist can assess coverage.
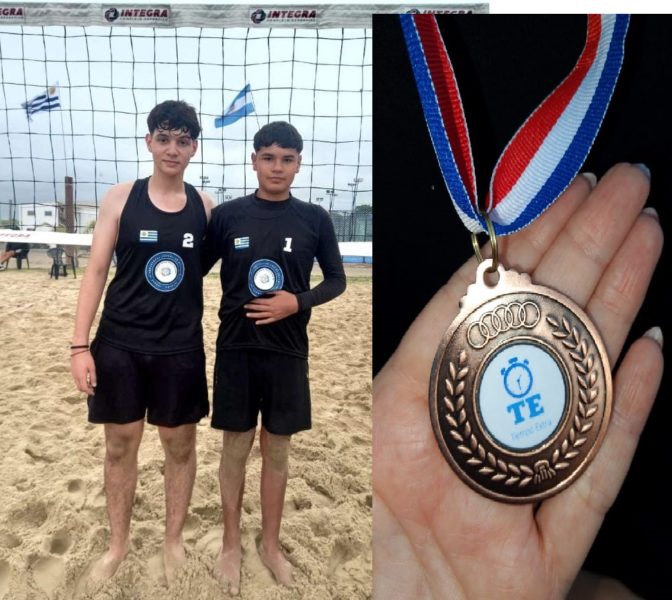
[203,121,346,593]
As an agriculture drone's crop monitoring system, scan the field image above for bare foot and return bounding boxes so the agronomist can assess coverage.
[214,545,242,595]
[89,547,127,581]
[163,541,187,585]
[258,542,293,587]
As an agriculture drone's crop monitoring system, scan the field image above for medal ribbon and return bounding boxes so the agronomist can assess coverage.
[400,14,630,235]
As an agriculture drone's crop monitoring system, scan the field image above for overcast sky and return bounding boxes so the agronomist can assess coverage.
[0,23,371,219]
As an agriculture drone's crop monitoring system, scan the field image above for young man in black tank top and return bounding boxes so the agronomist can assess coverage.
[70,100,214,584]
[202,122,346,593]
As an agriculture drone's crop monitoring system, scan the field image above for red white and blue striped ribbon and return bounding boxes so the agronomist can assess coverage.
[400,14,630,235]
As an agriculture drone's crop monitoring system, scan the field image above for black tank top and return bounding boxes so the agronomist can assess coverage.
[96,178,206,354]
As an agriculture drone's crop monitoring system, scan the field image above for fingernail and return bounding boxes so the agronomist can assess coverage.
[644,326,663,349]
[581,172,597,188]
[633,163,651,179]
[642,207,659,221]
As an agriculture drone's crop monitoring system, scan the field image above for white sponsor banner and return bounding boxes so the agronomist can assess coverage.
[0,5,25,22]
[0,3,488,27]
[0,229,93,246]
[0,230,371,259]
[101,5,171,26]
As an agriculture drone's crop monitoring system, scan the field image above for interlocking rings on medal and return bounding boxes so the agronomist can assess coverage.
[467,301,541,349]
[471,211,499,273]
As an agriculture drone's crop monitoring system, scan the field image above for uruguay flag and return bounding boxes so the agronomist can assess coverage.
[23,86,61,121]
[215,84,255,128]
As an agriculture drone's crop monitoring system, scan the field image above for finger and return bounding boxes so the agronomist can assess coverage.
[585,209,663,364]
[568,570,640,600]
[244,304,267,312]
[382,264,475,389]
[500,172,594,274]
[71,364,86,394]
[533,163,650,308]
[245,300,271,308]
[77,377,92,395]
[536,330,663,584]
[246,312,271,320]
[89,362,97,389]
[253,317,275,325]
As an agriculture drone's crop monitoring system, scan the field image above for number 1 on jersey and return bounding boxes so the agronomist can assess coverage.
[283,237,293,252]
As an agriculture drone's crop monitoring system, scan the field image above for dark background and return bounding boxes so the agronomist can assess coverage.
[373,15,670,599]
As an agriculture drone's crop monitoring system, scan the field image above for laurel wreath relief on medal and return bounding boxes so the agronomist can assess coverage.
[444,315,598,488]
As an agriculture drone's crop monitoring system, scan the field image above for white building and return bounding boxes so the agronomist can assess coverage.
[19,203,58,231]
[19,203,98,233]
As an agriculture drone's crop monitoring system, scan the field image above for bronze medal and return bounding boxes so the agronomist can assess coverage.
[399,13,626,505]
[429,259,612,503]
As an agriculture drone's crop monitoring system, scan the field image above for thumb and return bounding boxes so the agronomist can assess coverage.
[383,254,480,389]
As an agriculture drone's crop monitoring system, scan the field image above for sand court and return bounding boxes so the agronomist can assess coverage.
[0,256,371,599]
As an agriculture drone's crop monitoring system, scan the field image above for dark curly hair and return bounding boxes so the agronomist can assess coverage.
[147,100,201,140]
[253,121,303,153]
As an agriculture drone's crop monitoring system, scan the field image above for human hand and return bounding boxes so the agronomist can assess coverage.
[244,290,299,325]
[71,350,97,394]
[373,164,663,599]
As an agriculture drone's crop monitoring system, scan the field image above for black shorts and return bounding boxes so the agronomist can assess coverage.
[88,339,209,427]
[212,349,311,435]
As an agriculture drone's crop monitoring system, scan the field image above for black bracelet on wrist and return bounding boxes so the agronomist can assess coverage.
[70,344,90,349]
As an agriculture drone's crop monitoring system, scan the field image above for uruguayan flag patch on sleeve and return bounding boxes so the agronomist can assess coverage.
[139,230,158,243]
[234,236,250,250]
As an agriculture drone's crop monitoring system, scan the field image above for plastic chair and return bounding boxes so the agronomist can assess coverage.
[47,246,68,279]
[1,247,30,270]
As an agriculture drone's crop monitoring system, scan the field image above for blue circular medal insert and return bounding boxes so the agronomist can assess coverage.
[479,342,567,451]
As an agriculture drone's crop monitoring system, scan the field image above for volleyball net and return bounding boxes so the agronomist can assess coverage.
[0,3,486,249]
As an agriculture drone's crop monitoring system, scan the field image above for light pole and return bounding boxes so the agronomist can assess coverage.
[348,177,364,212]
[315,196,324,206]
[325,188,338,211]
[216,187,226,205]
[347,178,364,241]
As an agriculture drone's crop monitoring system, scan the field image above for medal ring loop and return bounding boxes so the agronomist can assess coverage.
[471,212,499,273]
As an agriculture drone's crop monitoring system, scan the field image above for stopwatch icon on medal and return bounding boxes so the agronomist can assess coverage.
[501,357,533,398]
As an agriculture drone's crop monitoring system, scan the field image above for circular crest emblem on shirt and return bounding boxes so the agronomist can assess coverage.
[145,251,185,293]
[248,259,284,297]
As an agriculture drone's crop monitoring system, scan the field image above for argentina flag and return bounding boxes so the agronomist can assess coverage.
[22,86,61,121]
[215,84,255,127]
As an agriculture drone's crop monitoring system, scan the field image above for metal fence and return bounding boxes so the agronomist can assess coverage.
[329,210,372,242]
